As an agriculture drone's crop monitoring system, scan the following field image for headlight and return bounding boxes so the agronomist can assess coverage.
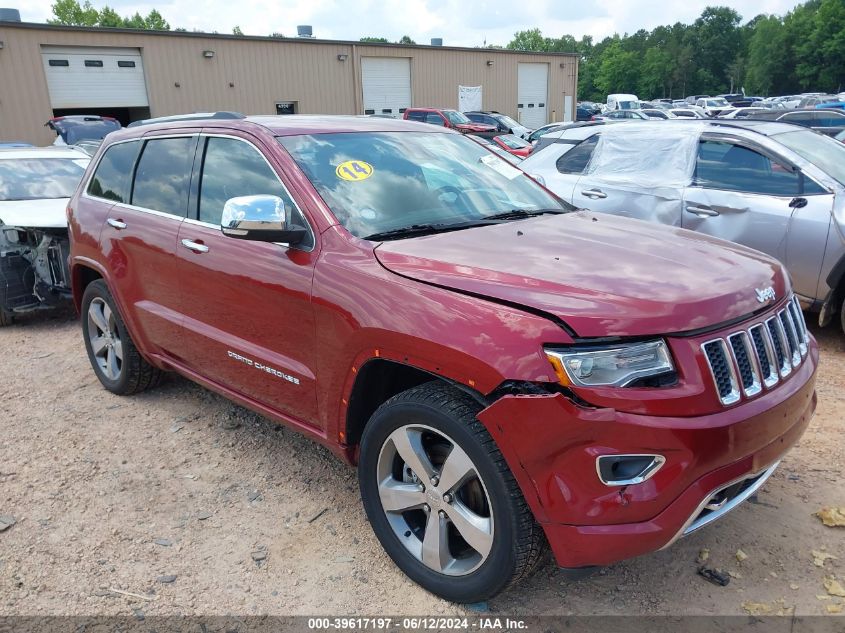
[545,340,674,388]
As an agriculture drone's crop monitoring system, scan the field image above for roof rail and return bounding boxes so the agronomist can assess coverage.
[127,111,246,128]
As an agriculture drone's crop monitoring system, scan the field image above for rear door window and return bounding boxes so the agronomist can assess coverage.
[425,113,446,126]
[130,137,195,216]
[556,135,599,175]
[87,140,140,202]
[695,140,801,196]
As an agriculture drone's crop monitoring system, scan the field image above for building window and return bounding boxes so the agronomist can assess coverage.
[84,60,104,67]
[275,102,297,115]
[48,59,69,67]
[117,60,136,68]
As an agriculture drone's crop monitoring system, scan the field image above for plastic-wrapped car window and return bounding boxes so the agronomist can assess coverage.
[583,124,701,187]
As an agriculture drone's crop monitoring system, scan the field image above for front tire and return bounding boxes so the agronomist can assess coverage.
[0,308,13,327]
[358,382,543,602]
[81,280,162,395]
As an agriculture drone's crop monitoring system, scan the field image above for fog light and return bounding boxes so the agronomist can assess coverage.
[596,454,665,486]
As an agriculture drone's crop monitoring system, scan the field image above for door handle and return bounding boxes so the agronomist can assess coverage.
[106,218,127,230]
[581,188,607,199]
[685,204,720,218]
[180,238,209,254]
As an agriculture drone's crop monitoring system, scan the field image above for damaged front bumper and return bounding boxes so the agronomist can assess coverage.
[0,225,72,315]
[476,342,818,570]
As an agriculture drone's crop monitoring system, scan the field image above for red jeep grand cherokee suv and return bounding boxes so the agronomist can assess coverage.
[68,115,818,602]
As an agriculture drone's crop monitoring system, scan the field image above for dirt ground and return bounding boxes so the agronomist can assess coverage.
[0,309,843,618]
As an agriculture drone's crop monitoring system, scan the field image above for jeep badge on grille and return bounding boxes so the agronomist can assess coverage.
[755,286,776,303]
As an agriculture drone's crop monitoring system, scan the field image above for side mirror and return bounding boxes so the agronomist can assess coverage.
[221,195,307,244]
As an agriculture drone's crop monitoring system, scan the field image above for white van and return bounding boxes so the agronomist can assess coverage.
[607,94,640,110]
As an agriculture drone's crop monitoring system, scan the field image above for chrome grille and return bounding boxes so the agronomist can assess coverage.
[702,296,810,406]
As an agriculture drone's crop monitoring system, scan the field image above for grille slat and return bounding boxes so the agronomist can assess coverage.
[779,309,801,367]
[702,296,807,406]
[749,324,778,388]
[702,340,739,405]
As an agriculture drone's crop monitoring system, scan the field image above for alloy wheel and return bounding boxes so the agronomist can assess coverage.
[376,424,494,576]
[87,297,123,381]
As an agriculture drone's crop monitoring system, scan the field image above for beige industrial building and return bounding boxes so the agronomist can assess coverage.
[0,20,579,145]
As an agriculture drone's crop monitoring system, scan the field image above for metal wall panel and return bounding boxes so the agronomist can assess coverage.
[0,23,577,145]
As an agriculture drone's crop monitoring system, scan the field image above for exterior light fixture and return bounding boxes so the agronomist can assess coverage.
[337,53,348,61]
[486,60,493,66]
[0,41,4,50]
[202,50,215,58]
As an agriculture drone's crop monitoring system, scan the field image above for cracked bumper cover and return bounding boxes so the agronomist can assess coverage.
[477,342,818,569]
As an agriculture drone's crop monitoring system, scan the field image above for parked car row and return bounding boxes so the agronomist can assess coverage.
[521,119,845,333]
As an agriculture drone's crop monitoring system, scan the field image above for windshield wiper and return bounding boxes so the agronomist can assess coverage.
[364,220,498,241]
[483,208,568,221]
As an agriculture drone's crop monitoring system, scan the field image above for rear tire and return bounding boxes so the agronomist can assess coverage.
[358,382,543,602]
[0,309,13,327]
[81,280,162,395]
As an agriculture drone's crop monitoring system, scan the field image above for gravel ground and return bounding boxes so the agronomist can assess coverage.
[0,309,843,617]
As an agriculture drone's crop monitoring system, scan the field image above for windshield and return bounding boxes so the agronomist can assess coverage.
[0,157,88,201]
[775,129,845,187]
[497,114,521,129]
[444,111,471,125]
[278,131,569,239]
[707,98,729,106]
[497,135,530,149]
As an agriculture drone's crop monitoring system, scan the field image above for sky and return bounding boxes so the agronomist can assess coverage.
[22,0,805,46]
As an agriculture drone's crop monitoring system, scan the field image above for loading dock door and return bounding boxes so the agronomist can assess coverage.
[361,57,411,118]
[41,46,149,109]
[517,63,549,129]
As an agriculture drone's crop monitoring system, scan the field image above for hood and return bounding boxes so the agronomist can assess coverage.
[0,198,69,229]
[455,123,497,133]
[374,212,789,338]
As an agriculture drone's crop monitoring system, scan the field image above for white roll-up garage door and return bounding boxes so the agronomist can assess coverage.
[41,46,149,109]
[361,57,411,118]
[517,63,549,129]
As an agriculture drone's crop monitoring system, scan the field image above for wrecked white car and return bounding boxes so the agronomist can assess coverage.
[0,147,90,325]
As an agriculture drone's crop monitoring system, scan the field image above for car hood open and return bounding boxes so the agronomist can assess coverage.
[374,211,789,338]
[0,198,69,229]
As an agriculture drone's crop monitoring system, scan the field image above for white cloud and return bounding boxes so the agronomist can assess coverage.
[21,0,805,46]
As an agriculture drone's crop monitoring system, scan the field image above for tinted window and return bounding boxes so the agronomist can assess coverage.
[556,136,599,174]
[425,113,446,126]
[465,113,483,123]
[816,112,845,127]
[783,112,814,125]
[695,141,801,196]
[406,111,426,122]
[88,141,140,202]
[199,137,312,247]
[131,137,194,216]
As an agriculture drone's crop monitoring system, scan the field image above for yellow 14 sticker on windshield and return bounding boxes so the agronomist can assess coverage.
[336,160,374,182]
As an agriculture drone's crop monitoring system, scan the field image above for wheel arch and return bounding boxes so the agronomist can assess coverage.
[70,259,106,312]
[343,358,489,451]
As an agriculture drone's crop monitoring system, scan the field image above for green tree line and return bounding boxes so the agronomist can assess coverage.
[506,0,845,101]
[49,0,169,29]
